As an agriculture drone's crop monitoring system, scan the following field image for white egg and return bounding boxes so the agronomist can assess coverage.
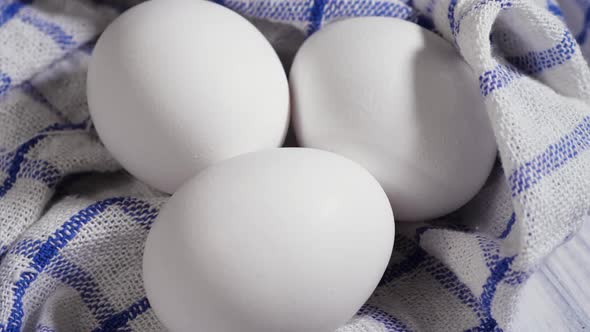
[290,17,497,222]
[143,148,394,332]
[87,0,289,193]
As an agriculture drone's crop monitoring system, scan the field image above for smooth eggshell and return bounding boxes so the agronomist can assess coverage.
[143,148,395,332]
[87,0,289,193]
[290,17,497,222]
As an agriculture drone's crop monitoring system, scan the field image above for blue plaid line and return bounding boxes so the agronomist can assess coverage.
[1,153,12,171]
[119,197,160,230]
[503,270,530,285]
[18,13,76,50]
[221,0,314,22]
[7,199,129,332]
[308,0,326,34]
[380,235,486,319]
[0,0,31,28]
[34,325,55,332]
[92,297,150,332]
[451,0,512,38]
[0,122,86,199]
[0,71,11,95]
[498,213,516,239]
[380,224,470,286]
[466,256,515,331]
[20,82,67,120]
[0,245,8,261]
[576,5,590,44]
[546,0,563,18]
[448,0,457,35]
[477,235,501,270]
[382,232,521,328]
[322,0,416,22]
[506,31,576,75]
[47,255,118,323]
[509,115,590,197]
[426,257,486,318]
[480,30,577,96]
[18,159,62,187]
[478,64,521,97]
[9,239,42,258]
[358,304,412,332]
[1,197,159,332]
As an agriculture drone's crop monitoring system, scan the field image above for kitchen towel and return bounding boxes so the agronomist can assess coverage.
[1,0,589,331]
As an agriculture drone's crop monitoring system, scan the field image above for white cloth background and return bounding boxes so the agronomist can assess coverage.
[0,0,589,331]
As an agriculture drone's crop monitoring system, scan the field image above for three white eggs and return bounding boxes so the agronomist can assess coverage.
[86,0,497,331]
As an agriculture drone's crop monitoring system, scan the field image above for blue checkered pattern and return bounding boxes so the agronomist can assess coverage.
[0,0,589,331]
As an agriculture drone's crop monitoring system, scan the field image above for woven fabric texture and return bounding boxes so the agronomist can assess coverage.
[1,0,589,331]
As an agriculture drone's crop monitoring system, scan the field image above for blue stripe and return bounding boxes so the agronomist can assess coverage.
[478,64,521,97]
[119,198,160,230]
[91,297,151,332]
[1,197,160,331]
[19,159,61,187]
[47,256,117,322]
[475,256,514,331]
[426,257,485,317]
[0,0,31,28]
[477,235,501,270]
[506,31,576,75]
[379,235,486,319]
[498,213,516,239]
[222,0,314,22]
[546,0,563,18]
[379,225,468,286]
[480,30,576,97]
[308,0,326,34]
[576,6,590,44]
[0,71,11,95]
[503,270,530,285]
[0,152,62,188]
[0,134,45,197]
[0,245,8,261]
[448,0,457,35]
[321,0,416,22]
[220,0,416,28]
[358,305,412,332]
[3,198,125,332]
[0,122,86,198]
[20,81,67,119]
[9,239,42,258]
[509,115,590,197]
[19,13,76,50]
[453,0,512,38]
